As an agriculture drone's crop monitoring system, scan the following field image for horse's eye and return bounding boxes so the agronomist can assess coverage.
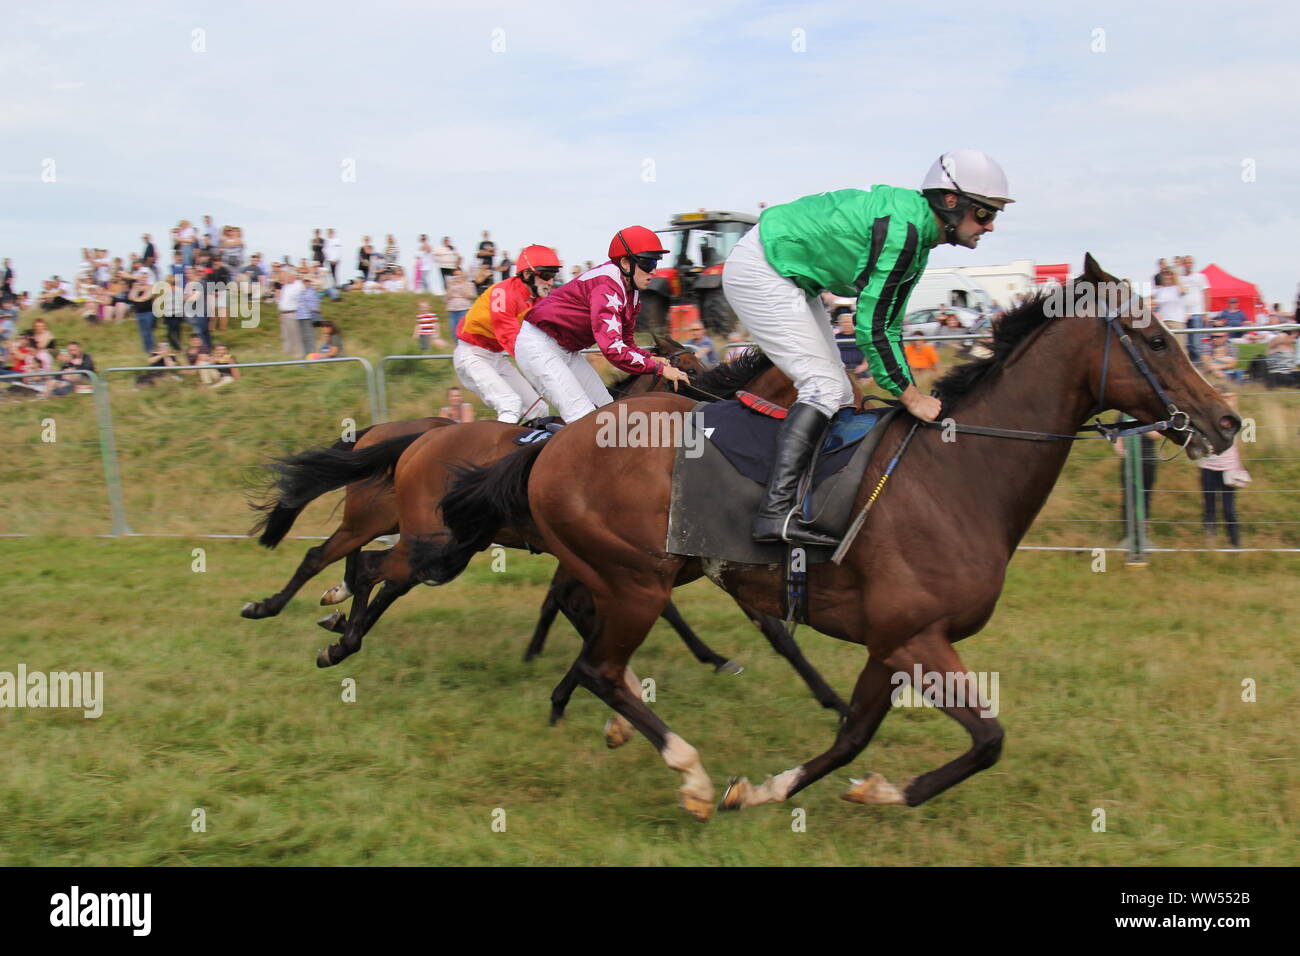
[1150,335,1168,351]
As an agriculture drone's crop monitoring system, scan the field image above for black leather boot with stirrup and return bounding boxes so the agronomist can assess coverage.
[751,402,839,547]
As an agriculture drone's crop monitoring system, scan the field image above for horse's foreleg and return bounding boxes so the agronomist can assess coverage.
[319,549,359,607]
[316,544,415,667]
[661,601,742,674]
[842,631,1003,808]
[720,653,896,811]
[316,548,379,639]
[524,588,562,662]
[745,604,850,719]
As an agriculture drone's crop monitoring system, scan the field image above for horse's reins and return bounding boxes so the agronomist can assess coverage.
[914,295,1196,448]
[832,297,1202,563]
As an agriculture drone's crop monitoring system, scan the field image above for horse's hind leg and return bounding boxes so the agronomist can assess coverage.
[842,631,1003,808]
[743,603,850,719]
[567,578,715,820]
[241,526,367,620]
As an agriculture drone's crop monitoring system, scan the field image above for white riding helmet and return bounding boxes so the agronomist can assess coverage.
[921,149,1015,210]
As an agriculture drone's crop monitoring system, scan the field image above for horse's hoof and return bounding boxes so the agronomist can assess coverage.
[679,789,715,822]
[715,660,744,676]
[319,581,350,606]
[841,773,906,806]
[718,777,750,812]
[604,716,635,749]
[315,647,338,669]
[240,601,263,619]
[316,611,345,633]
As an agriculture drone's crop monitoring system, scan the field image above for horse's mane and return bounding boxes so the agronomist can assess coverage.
[687,347,773,400]
[608,344,774,401]
[931,292,1055,407]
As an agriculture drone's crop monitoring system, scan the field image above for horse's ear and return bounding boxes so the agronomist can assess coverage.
[651,331,681,353]
[1081,252,1116,284]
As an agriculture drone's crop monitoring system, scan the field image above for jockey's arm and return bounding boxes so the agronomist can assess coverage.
[488,282,525,356]
[852,218,940,421]
[588,279,663,377]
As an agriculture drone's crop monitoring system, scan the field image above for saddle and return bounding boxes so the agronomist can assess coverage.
[666,399,898,566]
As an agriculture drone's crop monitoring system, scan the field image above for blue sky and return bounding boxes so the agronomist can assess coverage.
[3,0,1298,304]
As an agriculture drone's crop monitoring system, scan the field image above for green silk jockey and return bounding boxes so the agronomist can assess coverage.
[722,149,1015,547]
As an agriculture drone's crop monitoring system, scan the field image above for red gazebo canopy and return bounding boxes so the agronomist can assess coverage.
[1034,263,1070,285]
[1201,263,1262,316]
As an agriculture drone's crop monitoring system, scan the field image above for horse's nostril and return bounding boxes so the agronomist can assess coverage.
[1220,415,1240,434]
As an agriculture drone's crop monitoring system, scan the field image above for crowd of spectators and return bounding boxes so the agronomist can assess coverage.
[2,221,569,385]
[1149,254,1299,390]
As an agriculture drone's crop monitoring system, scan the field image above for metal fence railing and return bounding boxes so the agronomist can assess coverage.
[3,344,1297,556]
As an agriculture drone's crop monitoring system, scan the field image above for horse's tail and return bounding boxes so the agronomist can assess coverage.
[249,430,419,548]
[410,439,547,584]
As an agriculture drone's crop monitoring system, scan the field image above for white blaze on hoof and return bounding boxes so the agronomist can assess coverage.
[604,715,636,749]
[719,768,802,809]
[841,772,907,806]
[719,777,752,811]
[320,581,351,606]
[678,788,714,822]
[662,732,713,813]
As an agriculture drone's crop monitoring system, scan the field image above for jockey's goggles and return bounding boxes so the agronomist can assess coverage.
[531,267,559,280]
[969,201,997,225]
[633,255,662,273]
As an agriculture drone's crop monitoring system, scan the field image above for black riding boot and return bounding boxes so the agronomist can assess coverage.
[752,403,839,547]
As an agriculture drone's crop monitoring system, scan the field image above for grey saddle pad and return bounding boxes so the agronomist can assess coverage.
[665,404,899,565]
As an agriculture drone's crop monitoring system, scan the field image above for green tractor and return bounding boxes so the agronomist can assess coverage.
[637,210,758,337]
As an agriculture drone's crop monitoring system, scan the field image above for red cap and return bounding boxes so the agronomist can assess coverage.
[607,226,669,261]
[516,244,561,274]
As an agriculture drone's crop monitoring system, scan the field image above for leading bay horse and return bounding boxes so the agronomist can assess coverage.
[436,255,1241,819]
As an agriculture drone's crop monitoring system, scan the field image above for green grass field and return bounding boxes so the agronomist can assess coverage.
[1,538,1297,866]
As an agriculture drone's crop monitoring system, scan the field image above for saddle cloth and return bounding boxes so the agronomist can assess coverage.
[666,402,898,565]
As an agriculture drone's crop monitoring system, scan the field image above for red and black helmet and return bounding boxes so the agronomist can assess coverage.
[515,244,561,276]
[607,226,669,262]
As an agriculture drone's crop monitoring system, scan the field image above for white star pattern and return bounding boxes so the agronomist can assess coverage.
[608,338,626,354]
[629,352,645,366]
[602,314,621,334]
[604,291,624,311]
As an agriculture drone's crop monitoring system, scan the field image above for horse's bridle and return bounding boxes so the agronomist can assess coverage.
[913,295,1200,448]
[1086,293,1193,446]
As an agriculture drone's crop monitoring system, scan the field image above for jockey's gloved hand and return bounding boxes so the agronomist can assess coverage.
[901,385,941,422]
